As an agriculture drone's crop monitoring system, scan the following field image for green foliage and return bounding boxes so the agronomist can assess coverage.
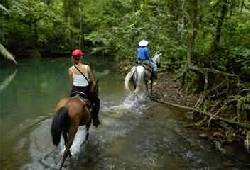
[2,0,250,81]
[3,0,75,54]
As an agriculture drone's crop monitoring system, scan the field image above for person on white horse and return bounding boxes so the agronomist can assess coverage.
[125,40,161,95]
[137,40,157,79]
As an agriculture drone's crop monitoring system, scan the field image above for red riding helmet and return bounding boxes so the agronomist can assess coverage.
[71,49,84,59]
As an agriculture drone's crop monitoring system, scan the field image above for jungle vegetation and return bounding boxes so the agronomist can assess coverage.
[1,0,250,140]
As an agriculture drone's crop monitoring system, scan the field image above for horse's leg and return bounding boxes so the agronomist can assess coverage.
[85,121,91,141]
[62,131,67,146]
[150,76,153,96]
[92,97,101,127]
[60,124,78,169]
[61,131,67,156]
[145,71,151,96]
[145,79,149,94]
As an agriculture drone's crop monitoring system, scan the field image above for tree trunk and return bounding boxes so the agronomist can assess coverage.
[78,0,83,49]
[0,43,17,64]
[182,0,198,87]
[212,0,228,50]
[187,0,198,66]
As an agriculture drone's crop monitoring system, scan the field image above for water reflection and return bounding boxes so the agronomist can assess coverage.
[0,70,17,92]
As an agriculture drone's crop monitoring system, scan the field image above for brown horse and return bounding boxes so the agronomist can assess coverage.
[51,81,99,169]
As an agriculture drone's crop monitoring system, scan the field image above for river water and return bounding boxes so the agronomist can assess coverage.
[0,58,249,170]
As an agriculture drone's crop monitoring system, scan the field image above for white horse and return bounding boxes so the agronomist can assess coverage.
[125,53,161,95]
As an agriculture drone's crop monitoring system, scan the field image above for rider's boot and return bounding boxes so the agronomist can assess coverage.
[152,71,157,80]
[92,97,101,127]
[93,114,100,127]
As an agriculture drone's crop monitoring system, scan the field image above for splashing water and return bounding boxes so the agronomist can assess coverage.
[60,126,86,156]
[103,93,150,114]
[121,93,149,112]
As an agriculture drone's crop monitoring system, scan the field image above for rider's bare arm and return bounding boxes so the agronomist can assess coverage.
[68,67,73,85]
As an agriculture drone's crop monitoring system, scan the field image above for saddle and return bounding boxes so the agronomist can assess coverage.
[142,63,151,71]
[135,61,157,81]
[137,61,152,72]
[72,91,100,127]
[72,91,88,99]
[72,92,92,125]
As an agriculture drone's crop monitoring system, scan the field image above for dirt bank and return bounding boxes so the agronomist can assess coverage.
[152,72,198,107]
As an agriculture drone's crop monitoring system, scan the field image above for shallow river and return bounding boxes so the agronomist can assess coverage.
[0,58,249,170]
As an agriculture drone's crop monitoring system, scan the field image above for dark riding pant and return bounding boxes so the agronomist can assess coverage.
[90,96,100,127]
[70,86,89,98]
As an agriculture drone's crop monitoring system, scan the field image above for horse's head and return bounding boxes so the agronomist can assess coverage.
[152,52,161,68]
[89,80,99,99]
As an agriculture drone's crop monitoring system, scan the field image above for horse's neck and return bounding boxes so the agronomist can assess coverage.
[151,56,156,63]
[152,55,160,64]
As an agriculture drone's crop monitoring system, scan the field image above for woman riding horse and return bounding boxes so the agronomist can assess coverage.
[68,49,100,127]
[51,49,100,169]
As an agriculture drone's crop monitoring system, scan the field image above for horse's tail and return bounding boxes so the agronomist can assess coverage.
[125,66,136,91]
[136,66,145,86]
[51,106,69,146]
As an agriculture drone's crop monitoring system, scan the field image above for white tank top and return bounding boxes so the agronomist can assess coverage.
[72,73,89,87]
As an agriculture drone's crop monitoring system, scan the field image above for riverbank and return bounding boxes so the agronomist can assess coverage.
[152,72,198,107]
[151,71,250,157]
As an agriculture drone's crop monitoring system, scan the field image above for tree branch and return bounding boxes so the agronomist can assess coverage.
[189,66,239,78]
[151,97,250,129]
